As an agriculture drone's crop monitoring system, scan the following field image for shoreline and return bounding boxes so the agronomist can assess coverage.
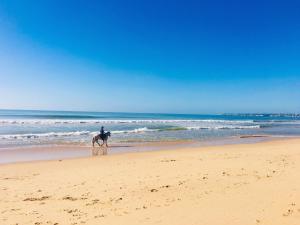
[1,138,300,224]
[0,135,297,165]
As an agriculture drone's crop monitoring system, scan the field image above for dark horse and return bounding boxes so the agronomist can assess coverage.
[92,132,111,147]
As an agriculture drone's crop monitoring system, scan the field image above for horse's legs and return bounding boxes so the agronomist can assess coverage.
[92,138,95,147]
[96,140,101,146]
[105,140,108,147]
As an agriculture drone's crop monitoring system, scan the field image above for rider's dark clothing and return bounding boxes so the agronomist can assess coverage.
[100,127,105,139]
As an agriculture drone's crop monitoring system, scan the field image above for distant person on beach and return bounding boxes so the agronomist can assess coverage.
[100,126,105,138]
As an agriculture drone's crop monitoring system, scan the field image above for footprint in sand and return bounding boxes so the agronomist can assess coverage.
[283,209,293,216]
[62,196,77,201]
[160,159,176,163]
[94,214,105,218]
[284,203,300,215]
[115,197,123,202]
[64,209,79,214]
[10,208,20,212]
[23,196,50,201]
[86,199,100,206]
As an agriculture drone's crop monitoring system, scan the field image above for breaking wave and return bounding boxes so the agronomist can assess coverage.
[0,131,92,140]
[0,124,260,140]
[186,125,260,130]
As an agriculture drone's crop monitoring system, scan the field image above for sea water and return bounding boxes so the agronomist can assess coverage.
[0,109,300,148]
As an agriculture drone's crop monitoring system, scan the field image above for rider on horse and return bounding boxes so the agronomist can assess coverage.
[92,126,111,147]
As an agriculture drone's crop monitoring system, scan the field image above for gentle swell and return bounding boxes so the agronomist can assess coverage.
[0,119,255,125]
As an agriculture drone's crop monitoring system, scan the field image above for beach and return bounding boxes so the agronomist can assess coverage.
[1,138,300,225]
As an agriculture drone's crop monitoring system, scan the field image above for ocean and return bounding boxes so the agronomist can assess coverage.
[0,109,300,148]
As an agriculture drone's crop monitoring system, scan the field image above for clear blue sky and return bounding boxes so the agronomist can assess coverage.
[0,0,299,113]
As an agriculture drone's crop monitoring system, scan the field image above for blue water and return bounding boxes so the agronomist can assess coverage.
[0,109,300,148]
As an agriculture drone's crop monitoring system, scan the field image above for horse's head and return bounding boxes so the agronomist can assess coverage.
[106,131,111,137]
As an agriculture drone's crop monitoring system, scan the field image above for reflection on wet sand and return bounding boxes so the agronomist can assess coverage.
[92,146,108,156]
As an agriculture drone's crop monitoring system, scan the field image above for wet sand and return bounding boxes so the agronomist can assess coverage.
[0,140,195,164]
[0,135,279,165]
[1,138,300,224]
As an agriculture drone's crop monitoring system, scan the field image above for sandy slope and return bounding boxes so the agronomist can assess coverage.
[1,138,300,225]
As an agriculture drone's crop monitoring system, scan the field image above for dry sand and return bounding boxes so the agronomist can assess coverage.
[1,138,300,225]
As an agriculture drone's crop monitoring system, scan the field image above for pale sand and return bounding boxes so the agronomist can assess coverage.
[1,139,300,225]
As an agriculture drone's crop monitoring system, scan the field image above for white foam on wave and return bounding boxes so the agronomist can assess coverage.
[0,128,154,140]
[0,131,91,140]
[186,125,260,130]
[111,127,153,134]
